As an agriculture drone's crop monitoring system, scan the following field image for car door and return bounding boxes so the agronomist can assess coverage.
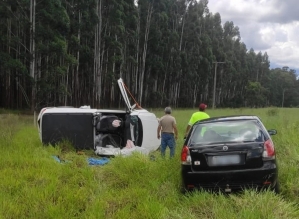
[117,78,160,152]
[117,78,135,112]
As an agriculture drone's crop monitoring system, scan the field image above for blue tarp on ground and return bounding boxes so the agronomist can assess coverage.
[52,155,61,163]
[87,157,110,166]
[52,155,69,163]
[52,156,110,166]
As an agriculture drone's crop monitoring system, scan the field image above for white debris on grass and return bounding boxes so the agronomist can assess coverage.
[94,139,150,157]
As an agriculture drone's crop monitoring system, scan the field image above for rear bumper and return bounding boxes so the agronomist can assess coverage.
[181,161,278,192]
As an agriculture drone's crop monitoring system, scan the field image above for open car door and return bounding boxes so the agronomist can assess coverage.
[117,78,136,112]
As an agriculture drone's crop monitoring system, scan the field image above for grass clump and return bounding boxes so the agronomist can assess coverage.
[266,107,280,116]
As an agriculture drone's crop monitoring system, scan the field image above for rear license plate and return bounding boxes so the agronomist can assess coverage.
[208,155,241,166]
[225,188,232,193]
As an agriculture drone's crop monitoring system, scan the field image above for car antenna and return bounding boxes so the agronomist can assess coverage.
[123,83,142,109]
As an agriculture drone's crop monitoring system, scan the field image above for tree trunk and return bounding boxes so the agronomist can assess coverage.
[94,0,102,108]
[7,12,11,108]
[75,10,81,106]
[138,2,153,104]
[135,8,140,95]
[30,0,36,112]
[64,65,69,106]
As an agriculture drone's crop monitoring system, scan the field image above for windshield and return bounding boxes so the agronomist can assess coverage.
[190,120,265,144]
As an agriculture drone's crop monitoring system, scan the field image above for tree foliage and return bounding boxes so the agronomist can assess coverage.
[0,0,298,110]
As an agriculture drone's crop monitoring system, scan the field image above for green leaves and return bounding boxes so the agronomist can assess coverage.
[0,52,27,75]
[1,0,299,109]
[245,81,269,107]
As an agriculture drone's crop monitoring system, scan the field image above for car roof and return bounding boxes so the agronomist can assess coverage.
[194,115,261,125]
[41,107,127,114]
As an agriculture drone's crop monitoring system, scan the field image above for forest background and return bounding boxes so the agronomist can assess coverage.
[1,0,298,112]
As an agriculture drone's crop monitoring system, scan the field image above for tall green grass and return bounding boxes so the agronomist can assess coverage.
[1,108,299,218]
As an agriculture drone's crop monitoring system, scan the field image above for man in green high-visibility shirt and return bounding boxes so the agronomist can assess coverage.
[184,103,210,139]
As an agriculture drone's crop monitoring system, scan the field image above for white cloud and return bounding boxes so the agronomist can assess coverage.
[208,0,299,71]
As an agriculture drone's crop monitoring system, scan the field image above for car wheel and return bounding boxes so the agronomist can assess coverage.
[273,181,280,194]
[180,185,188,194]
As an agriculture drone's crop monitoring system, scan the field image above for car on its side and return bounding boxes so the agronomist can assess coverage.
[181,115,279,194]
[37,78,160,156]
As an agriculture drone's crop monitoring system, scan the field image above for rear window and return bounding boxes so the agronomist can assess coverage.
[190,120,265,144]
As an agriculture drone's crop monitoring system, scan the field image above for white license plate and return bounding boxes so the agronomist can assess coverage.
[225,188,232,193]
[208,155,241,166]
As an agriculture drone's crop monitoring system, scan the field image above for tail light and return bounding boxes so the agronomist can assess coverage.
[263,139,275,159]
[181,145,191,165]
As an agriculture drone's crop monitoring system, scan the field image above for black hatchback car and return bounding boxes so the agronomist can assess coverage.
[181,115,279,193]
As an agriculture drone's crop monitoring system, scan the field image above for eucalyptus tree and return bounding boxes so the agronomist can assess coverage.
[142,0,185,107]
[266,67,298,107]
[0,0,30,109]
[215,21,240,106]
[94,0,103,107]
[62,0,99,107]
[180,0,210,107]
[204,12,225,107]
[29,0,36,111]
[34,0,72,108]
[227,40,249,107]
[135,0,154,105]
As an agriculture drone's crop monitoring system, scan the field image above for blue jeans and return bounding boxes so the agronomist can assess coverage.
[160,133,176,158]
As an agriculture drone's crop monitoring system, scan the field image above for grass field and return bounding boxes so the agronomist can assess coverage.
[1,108,299,219]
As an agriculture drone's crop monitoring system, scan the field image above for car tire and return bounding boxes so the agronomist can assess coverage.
[273,181,280,194]
[180,185,188,194]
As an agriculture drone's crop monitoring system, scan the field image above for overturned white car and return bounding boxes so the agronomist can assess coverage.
[37,78,160,156]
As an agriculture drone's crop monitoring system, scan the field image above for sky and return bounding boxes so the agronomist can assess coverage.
[207,0,299,73]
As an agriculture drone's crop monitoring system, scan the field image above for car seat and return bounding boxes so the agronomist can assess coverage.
[96,115,122,133]
[94,115,124,149]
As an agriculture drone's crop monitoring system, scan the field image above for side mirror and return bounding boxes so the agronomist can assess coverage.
[268,129,277,136]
